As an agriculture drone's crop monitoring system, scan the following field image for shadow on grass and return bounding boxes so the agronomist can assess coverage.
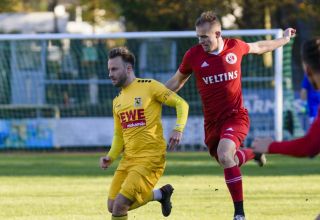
[0,152,319,177]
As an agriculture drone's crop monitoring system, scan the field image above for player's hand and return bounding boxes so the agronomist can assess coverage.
[283,28,296,40]
[168,130,183,150]
[251,137,274,153]
[100,156,112,170]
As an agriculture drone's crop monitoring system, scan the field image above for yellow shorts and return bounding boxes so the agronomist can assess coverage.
[108,155,166,204]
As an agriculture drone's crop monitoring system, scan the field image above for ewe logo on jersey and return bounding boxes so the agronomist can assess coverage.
[119,109,146,129]
[225,53,237,64]
[202,70,238,84]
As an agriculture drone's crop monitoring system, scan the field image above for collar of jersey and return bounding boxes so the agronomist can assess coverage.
[209,41,224,55]
[122,78,137,90]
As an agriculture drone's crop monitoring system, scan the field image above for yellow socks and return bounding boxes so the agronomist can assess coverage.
[111,215,128,220]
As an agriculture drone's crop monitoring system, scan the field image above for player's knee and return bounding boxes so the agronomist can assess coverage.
[217,152,234,166]
[112,200,129,216]
[107,199,114,213]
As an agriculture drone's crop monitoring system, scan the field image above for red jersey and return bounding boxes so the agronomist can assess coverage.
[179,39,249,123]
[269,109,320,157]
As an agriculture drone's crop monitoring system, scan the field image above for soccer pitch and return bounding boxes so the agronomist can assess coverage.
[0,152,319,220]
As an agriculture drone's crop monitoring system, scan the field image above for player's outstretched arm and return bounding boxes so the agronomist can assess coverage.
[252,118,320,157]
[165,70,191,92]
[248,28,296,54]
[163,93,189,150]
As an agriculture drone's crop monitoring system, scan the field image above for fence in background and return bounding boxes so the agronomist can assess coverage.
[0,30,297,149]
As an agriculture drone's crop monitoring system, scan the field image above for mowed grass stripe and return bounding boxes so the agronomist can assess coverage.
[0,152,319,220]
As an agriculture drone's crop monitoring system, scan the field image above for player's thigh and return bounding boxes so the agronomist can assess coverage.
[220,114,249,148]
[120,165,164,204]
[109,170,128,201]
[204,128,220,159]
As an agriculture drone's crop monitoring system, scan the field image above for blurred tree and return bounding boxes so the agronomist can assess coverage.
[48,0,58,12]
[2,0,319,34]
[0,0,51,12]
[0,0,17,12]
[79,0,120,22]
[115,0,235,31]
[237,0,320,32]
[114,0,319,35]
[0,0,22,12]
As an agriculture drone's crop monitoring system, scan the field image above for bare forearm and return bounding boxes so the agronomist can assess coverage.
[249,28,296,54]
[255,37,290,54]
[166,73,191,92]
[165,78,183,92]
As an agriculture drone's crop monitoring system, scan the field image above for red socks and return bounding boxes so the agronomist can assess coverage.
[235,148,255,167]
[224,166,243,202]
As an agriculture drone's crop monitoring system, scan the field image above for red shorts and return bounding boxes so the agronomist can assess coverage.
[204,109,250,158]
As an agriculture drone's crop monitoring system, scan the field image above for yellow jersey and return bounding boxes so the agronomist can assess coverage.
[107,78,188,160]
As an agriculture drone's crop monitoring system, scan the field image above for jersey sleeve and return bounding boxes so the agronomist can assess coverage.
[179,49,193,75]
[151,80,189,132]
[268,114,320,157]
[235,39,250,55]
[107,99,124,161]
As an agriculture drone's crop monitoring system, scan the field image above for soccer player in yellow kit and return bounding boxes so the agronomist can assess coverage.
[100,47,189,220]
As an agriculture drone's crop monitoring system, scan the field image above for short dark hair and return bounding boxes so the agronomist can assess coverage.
[195,11,221,27]
[302,37,320,72]
[108,47,135,68]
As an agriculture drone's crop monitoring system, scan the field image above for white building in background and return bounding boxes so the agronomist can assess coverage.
[66,20,125,34]
[0,12,69,34]
[0,5,125,34]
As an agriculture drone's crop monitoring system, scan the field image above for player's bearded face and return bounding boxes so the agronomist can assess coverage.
[196,23,220,52]
[108,57,129,87]
[113,69,128,87]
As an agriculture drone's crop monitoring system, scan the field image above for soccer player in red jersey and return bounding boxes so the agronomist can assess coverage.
[252,38,320,158]
[165,11,295,220]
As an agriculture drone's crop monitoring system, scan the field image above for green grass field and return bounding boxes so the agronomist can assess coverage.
[0,152,319,220]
